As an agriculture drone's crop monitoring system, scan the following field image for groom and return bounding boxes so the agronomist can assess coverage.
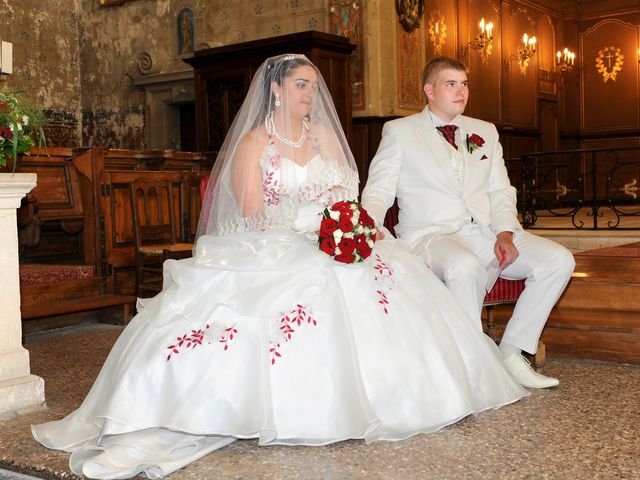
[361,56,575,389]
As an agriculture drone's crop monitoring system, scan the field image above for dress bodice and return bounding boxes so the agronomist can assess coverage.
[259,142,358,233]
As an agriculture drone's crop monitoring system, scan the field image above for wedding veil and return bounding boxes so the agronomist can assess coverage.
[196,54,359,238]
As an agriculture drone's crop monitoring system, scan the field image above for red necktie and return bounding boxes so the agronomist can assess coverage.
[436,125,458,150]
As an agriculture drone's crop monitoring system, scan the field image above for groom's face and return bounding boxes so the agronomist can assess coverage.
[423,68,469,122]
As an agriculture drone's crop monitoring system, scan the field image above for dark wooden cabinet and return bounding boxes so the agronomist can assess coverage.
[184,31,356,153]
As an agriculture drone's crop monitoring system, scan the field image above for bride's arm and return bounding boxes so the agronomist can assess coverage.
[311,124,358,199]
[231,132,267,217]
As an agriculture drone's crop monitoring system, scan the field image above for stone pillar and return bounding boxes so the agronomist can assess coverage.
[0,173,45,417]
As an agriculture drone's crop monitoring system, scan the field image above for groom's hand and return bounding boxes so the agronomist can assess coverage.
[375,227,385,241]
[494,231,518,267]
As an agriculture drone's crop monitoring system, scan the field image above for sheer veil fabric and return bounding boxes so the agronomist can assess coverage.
[31,54,529,480]
[197,54,358,238]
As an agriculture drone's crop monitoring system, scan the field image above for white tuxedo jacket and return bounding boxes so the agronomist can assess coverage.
[362,107,522,248]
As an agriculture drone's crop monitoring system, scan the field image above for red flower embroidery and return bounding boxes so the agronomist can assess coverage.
[166,323,238,361]
[270,304,317,365]
[376,290,390,314]
[262,170,281,206]
[373,254,394,314]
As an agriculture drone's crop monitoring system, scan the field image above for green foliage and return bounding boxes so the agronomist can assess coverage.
[0,89,46,170]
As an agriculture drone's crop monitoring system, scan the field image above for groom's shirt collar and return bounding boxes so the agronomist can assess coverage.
[427,107,462,128]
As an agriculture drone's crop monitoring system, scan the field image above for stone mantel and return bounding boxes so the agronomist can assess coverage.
[0,173,45,417]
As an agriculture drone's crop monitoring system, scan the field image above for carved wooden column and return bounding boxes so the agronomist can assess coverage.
[0,173,45,417]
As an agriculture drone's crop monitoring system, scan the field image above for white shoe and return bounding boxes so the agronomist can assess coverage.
[504,354,559,389]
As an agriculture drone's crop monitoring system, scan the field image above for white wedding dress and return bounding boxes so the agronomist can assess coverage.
[32,150,528,479]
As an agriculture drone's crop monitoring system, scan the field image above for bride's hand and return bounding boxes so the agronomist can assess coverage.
[375,228,385,241]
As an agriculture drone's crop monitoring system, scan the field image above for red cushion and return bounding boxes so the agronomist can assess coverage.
[484,278,525,305]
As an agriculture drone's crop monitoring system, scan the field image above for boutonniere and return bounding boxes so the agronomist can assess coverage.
[466,133,485,154]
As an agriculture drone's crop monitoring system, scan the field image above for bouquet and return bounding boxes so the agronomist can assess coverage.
[318,200,377,264]
[0,89,45,170]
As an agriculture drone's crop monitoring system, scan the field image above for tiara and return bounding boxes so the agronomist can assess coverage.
[281,54,306,61]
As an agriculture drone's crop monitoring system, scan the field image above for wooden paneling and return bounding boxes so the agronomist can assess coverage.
[424,0,458,60]
[580,19,640,132]
[465,0,502,124]
[503,3,538,128]
[540,101,559,151]
[537,13,558,97]
[17,147,85,263]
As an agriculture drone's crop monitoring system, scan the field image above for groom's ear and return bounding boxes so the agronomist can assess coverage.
[423,83,433,101]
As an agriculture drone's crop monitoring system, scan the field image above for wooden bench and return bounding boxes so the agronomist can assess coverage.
[16,148,136,333]
[15,147,212,332]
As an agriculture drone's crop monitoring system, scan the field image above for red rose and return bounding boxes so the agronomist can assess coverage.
[338,217,354,234]
[334,251,355,264]
[320,218,339,237]
[356,242,372,259]
[339,237,356,255]
[319,236,337,255]
[0,101,10,112]
[358,209,375,227]
[332,201,352,213]
[355,234,372,259]
[1,126,13,140]
[469,133,485,147]
[339,208,353,220]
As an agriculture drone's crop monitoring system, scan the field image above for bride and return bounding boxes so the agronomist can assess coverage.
[32,54,528,479]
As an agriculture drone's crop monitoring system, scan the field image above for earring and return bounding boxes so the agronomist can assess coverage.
[274,96,281,108]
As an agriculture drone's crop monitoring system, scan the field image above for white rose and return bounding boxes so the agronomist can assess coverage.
[329,209,341,221]
[22,115,29,126]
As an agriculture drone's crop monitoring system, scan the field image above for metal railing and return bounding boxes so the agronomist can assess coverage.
[514,147,640,230]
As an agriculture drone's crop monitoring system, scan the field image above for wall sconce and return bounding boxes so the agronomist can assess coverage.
[468,18,494,64]
[555,48,575,73]
[469,17,493,50]
[511,33,536,72]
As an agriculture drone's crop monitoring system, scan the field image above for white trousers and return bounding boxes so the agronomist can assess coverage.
[423,224,575,354]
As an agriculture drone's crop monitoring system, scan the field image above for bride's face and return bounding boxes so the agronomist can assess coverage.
[275,65,317,120]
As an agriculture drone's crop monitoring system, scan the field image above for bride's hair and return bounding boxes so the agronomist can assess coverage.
[252,55,314,130]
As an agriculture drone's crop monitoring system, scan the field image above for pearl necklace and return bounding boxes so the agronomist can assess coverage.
[265,111,308,149]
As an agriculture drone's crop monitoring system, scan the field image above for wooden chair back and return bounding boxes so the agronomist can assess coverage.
[130,181,179,251]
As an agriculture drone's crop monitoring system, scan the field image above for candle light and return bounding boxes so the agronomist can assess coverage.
[486,22,493,39]
[556,51,561,64]
[479,17,485,35]
[523,33,528,49]
[0,40,13,75]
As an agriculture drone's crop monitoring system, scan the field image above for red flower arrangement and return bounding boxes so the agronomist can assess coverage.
[466,133,485,154]
[318,200,377,264]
